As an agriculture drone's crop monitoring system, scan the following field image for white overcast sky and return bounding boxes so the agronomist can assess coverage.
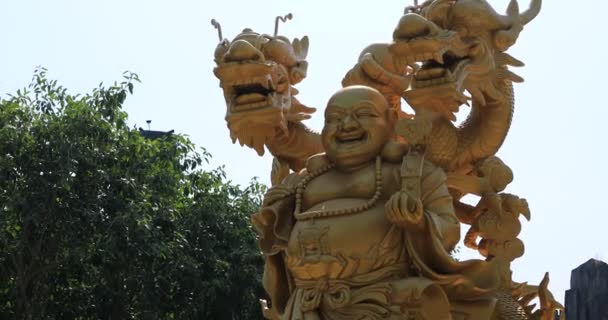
[2,0,608,305]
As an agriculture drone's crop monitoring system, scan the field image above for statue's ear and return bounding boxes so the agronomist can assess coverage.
[292,36,309,60]
[289,61,308,84]
[290,36,309,84]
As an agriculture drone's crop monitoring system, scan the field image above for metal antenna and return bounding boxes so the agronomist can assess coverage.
[274,13,293,36]
[211,19,223,42]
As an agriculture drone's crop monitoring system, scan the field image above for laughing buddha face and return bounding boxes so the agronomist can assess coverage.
[322,86,396,170]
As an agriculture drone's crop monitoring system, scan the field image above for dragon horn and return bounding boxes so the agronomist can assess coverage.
[507,0,520,19]
[520,0,542,25]
[494,0,525,51]
[274,13,293,36]
[211,19,223,42]
[506,0,523,29]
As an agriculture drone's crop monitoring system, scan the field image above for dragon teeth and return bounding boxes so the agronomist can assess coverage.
[265,74,274,90]
[433,53,444,65]
[445,69,453,80]
[226,75,275,89]
[415,68,444,81]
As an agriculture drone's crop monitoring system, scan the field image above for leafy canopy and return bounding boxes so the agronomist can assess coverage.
[0,68,265,319]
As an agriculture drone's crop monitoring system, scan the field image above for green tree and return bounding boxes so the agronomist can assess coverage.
[0,68,265,319]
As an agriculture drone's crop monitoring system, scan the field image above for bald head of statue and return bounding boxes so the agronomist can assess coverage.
[322,85,397,171]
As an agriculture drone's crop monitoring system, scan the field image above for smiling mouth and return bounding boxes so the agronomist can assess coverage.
[336,132,367,145]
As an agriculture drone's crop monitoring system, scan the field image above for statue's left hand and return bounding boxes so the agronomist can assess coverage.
[262,185,295,207]
[385,191,425,231]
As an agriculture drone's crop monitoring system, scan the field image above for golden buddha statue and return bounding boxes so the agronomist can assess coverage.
[253,86,500,319]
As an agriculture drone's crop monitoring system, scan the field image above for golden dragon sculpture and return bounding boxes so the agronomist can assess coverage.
[211,1,564,319]
[212,15,322,184]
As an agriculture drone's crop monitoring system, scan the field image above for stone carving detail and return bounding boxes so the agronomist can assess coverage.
[211,1,561,319]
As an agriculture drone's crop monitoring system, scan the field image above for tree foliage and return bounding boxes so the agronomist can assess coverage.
[0,68,265,319]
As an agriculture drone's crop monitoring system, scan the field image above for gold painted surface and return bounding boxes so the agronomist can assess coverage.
[211,1,562,319]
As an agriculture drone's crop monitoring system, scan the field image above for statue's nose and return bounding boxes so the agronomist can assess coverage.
[341,115,360,131]
[393,13,441,41]
[223,39,265,63]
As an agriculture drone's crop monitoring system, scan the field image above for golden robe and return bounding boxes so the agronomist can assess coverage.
[252,154,500,319]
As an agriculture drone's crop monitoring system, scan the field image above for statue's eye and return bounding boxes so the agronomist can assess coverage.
[326,114,343,123]
[356,109,378,118]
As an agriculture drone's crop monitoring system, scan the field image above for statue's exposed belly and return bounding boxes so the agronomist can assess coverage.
[286,200,405,281]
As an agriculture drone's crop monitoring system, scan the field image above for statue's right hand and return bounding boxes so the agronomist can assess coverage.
[262,185,295,207]
[385,191,425,231]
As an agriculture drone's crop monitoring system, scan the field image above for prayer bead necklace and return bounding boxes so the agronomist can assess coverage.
[294,156,383,221]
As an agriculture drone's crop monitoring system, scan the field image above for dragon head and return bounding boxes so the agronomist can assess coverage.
[212,15,315,156]
[389,0,541,114]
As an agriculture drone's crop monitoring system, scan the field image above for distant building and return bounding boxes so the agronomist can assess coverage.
[565,259,608,320]
[138,120,174,140]
[138,128,174,140]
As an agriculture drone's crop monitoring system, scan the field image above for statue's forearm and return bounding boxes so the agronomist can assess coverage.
[419,162,461,250]
[427,209,461,251]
